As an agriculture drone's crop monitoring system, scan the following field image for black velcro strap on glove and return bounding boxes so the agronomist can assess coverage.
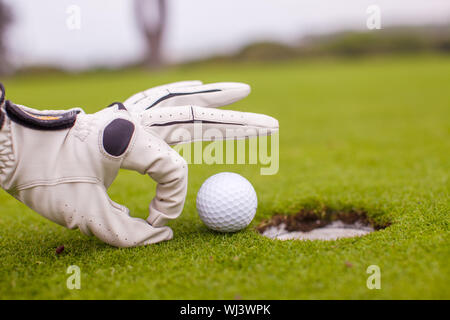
[5,101,79,131]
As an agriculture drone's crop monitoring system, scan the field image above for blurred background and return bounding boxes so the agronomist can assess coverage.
[0,0,449,73]
[1,1,449,300]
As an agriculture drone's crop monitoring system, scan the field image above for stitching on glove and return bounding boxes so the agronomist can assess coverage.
[148,106,244,127]
[14,176,100,192]
[72,114,97,142]
[107,102,127,111]
[146,89,222,110]
[149,119,245,127]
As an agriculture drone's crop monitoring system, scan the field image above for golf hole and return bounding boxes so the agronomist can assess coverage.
[256,207,390,241]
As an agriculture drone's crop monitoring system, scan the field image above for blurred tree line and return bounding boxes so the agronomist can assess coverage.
[225,25,450,63]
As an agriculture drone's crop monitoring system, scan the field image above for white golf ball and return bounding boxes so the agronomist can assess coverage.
[196,172,258,232]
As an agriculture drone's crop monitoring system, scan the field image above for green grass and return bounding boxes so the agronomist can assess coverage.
[0,55,449,299]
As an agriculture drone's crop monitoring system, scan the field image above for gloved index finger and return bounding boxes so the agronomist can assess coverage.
[126,82,251,112]
[124,80,203,106]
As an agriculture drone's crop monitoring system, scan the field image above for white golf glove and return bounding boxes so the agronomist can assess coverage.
[0,81,278,247]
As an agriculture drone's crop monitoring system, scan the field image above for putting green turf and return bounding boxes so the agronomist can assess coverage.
[0,55,449,299]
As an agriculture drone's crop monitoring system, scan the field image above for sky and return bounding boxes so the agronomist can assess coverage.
[4,0,450,70]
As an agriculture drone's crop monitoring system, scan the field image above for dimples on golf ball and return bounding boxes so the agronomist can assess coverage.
[196,172,258,232]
